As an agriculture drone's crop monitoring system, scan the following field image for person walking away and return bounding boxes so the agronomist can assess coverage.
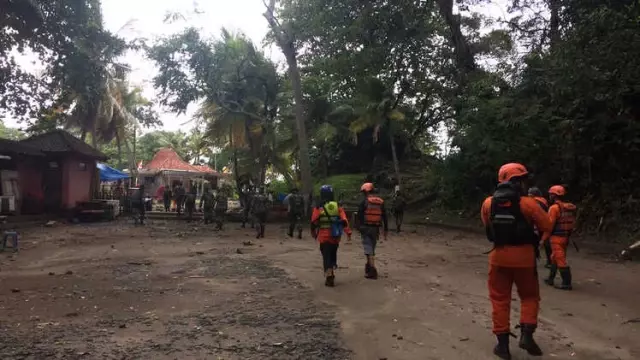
[184,186,197,222]
[284,187,305,239]
[241,186,254,229]
[392,189,407,233]
[213,188,229,230]
[163,185,172,212]
[251,188,268,238]
[528,187,551,267]
[310,185,352,287]
[175,183,186,216]
[357,182,388,279]
[133,185,146,225]
[543,185,577,290]
[199,185,215,224]
[481,163,552,359]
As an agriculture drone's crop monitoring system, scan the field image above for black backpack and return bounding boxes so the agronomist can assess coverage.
[486,182,537,247]
[290,194,304,214]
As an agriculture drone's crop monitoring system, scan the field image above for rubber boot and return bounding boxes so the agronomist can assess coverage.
[368,266,378,279]
[260,224,265,238]
[518,324,543,356]
[556,267,573,290]
[544,264,557,286]
[325,275,335,287]
[493,333,511,360]
[364,262,372,278]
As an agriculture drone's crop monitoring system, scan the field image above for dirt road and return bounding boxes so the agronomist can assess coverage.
[0,220,638,360]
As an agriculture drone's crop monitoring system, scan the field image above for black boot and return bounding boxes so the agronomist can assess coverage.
[544,264,557,286]
[260,225,265,238]
[325,275,335,287]
[364,263,371,277]
[493,333,511,360]
[366,266,378,279]
[556,267,573,290]
[518,324,543,356]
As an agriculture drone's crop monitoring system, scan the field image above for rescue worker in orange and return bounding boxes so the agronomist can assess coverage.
[357,183,388,279]
[543,185,577,290]
[481,163,552,359]
[310,185,352,287]
[528,187,551,268]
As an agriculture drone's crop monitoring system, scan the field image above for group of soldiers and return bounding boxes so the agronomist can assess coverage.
[159,182,230,229]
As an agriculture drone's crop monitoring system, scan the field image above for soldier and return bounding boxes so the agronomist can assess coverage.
[134,184,146,225]
[392,189,407,233]
[251,187,269,239]
[163,184,172,212]
[184,186,197,222]
[174,182,186,216]
[241,185,254,229]
[213,187,229,230]
[199,185,215,224]
[284,187,305,239]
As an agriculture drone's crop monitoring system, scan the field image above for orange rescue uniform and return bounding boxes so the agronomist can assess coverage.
[481,196,552,334]
[543,201,577,268]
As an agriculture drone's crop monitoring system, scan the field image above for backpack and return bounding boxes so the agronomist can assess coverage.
[290,194,304,215]
[252,195,267,214]
[319,201,344,237]
[486,182,537,247]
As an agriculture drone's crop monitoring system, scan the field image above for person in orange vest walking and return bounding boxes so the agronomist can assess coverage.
[528,187,551,268]
[310,185,352,287]
[543,185,577,290]
[357,183,388,279]
[481,163,552,359]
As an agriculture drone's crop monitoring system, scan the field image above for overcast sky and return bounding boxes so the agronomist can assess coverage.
[8,0,512,134]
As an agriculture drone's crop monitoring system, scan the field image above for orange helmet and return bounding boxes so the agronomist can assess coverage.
[498,163,529,183]
[360,182,374,192]
[548,185,566,196]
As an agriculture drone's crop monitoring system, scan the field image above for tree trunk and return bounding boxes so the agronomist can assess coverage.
[389,123,401,187]
[263,1,313,215]
[116,133,123,169]
[436,0,476,75]
[548,0,561,47]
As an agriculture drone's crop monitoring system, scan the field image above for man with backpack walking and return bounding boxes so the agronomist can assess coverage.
[543,185,578,290]
[528,187,551,267]
[357,182,388,279]
[481,163,552,359]
[310,185,352,287]
[251,187,269,238]
[284,187,305,239]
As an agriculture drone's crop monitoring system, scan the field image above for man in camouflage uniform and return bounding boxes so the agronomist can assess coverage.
[392,189,407,233]
[284,187,305,239]
[184,185,197,222]
[199,185,215,224]
[213,187,229,230]
[251,187,269,238]
[241,186,254,229]
[174,182,186,215]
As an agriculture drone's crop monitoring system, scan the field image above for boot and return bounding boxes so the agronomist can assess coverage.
[556,267,573,290]
[493,333,511,360]
[544,264,557,286]
[260,225,265,238]
[364,262,371,277]
[518,324,543,356]
[365,265,378,279]
[325,275,335,287]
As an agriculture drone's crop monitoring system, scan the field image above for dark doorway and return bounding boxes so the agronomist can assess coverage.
[43,160,63,212]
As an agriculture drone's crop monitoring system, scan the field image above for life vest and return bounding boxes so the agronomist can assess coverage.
[317,201,343,237]
[533,197,549,212]
[364,196,384,226]
[551,201,577,237]
[486,182,537,247]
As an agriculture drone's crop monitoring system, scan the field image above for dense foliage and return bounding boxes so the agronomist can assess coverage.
[3,0,640,236]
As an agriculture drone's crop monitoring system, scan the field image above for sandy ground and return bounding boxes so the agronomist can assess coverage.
[0,219,639,360]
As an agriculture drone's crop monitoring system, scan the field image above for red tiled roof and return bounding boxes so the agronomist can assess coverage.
[193,165,217,174]
[143,148,202,172]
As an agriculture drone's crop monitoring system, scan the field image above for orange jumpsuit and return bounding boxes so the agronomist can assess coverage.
[481,196,552,334]
[543,201,577,268]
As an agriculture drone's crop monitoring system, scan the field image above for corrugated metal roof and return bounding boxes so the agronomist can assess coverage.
[0,138,44,157]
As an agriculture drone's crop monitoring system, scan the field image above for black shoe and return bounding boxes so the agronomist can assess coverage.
[544,264,557,286]
[518,324,542,356]
[556,267,573,290]
[365,266,378,279]
[325,275,335,287]
[287,231,293,238]
[493,333,511,360]
[364,263,371,277]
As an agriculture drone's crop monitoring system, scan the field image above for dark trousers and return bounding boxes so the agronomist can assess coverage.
[163,197,171,212]
[394,209,404,232]
[543,239,552,265]
[254,212,267,238]
[214,210,226,230]
[320,243,339,271]
[288,212,303,237]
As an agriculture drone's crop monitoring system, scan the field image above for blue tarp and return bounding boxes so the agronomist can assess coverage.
[97,162,130,182]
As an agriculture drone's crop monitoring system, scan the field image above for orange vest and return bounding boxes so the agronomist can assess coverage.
[364,196,384,226]
[552,201,577,237]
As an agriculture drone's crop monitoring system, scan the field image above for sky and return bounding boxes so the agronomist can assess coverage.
[8,0,515,136]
